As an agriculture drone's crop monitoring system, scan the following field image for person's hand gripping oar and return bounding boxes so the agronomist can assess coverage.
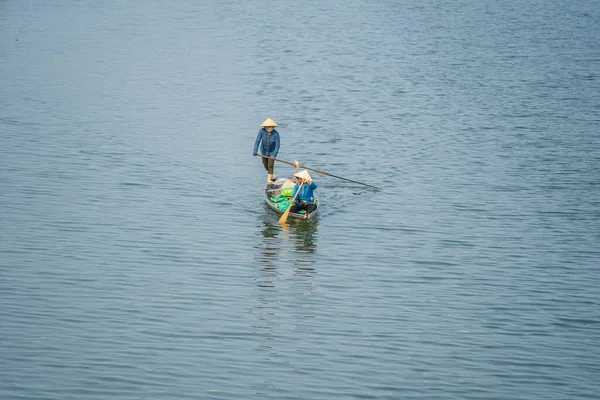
[278,181,304,225]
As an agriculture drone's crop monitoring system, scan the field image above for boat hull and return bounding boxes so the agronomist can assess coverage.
[263,173,319,220]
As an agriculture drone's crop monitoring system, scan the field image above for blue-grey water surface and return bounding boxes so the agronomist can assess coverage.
[1,0,600,399]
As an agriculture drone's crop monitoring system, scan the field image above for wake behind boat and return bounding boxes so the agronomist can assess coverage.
[264,173,319,221]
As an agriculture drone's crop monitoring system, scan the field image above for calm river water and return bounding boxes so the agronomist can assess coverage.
[1,0,599,399]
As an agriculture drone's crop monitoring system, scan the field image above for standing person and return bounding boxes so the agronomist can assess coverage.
[290,170,318,219]
[253,118,280,184]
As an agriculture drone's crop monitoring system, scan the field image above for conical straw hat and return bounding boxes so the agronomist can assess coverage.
[294,169,312,182]
[260,117,278,127]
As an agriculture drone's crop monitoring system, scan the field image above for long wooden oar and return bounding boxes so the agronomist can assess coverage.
[278,182,304,224]
[259,155,381,191]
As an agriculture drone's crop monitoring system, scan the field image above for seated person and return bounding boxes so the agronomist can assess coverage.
[290,169,318,219]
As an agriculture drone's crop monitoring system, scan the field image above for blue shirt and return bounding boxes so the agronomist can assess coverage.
[292,182,318,203]
[253,128,280,157]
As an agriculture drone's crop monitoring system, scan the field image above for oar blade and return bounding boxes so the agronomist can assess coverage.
[278,207,291,224]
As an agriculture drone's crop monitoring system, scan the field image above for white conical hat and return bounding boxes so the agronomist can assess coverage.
[294,169,312,182]
[260,117,278,127]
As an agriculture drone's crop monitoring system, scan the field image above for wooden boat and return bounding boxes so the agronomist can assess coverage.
[263,173,319,221]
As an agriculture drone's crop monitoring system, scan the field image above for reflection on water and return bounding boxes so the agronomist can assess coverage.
[255,211,318,281]
[252,211,319,355]
[256,206,319,261]
[280,220,318,254]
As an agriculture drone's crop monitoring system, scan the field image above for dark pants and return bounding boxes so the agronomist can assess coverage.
[290,201,317,215]
[262,156,275,174]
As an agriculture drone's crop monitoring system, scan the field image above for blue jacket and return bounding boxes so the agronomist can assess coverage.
[292,182,318,203]
[253,128,280,157]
